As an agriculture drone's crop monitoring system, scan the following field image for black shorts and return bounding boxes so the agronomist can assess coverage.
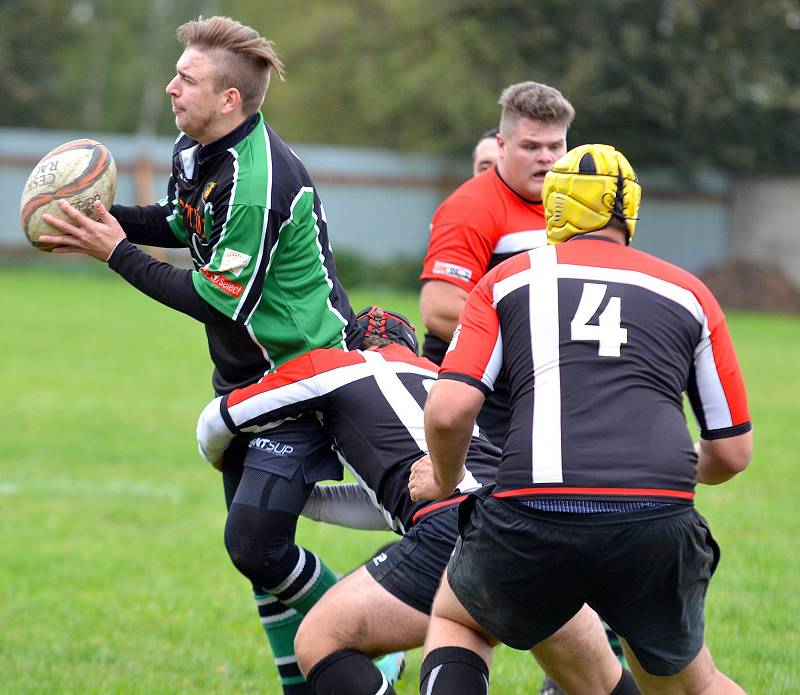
[366,506,459,615]
[448,494,720,676]
[242,415,343,484]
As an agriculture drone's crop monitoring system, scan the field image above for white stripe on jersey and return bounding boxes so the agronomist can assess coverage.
[556,264,705,324]
[493,229,547,255]
[234,128,273,322]
[363,351,429,451]
[693,320,735,429]
[310,202,350,348]
[479,332,503,392]
[528,247,564,484]
[335,447,405,533]
[229,357,437,432]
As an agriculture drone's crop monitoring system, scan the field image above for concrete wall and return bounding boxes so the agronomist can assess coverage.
[731,177,800,285]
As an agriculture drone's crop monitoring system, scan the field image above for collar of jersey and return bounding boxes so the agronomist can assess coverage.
[184,112,262,164]
[493,166,544,206]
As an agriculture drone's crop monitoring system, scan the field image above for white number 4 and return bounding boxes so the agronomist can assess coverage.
[570,283,627,357]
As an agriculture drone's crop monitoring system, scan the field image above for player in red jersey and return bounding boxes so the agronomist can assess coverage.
[419,81,574,445]
[411,145,752,695]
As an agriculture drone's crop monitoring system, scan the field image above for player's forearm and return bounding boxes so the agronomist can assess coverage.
[301,484,391,531]
[108,239,221,323]
[426,427,471,494]
[424,378,485,495]
[695,431,753,485]
[424,408,473,494]
[111,204,184,248]
[196,396,236,468]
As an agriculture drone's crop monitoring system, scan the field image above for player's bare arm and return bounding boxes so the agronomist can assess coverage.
[40,200,125,262]
[408,453,463,502]
[695,429,753,485]
[419,379,485,500]
[420,280,468,342]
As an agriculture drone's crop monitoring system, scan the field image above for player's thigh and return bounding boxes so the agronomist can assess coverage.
[447,496,585,650]
[426,569,497,662]
[297,565,429,659]
[622,641,726,695]
[594,507,718,677]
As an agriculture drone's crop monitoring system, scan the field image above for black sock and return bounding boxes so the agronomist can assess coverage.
[419,647,489,694]
[307,648,397,695]
[611,668,640,695]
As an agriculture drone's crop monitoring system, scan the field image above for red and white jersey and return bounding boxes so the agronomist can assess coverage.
[420,166,548,363]
[219,344,500,532]
[420,166,547,293]
[439,236,751,503]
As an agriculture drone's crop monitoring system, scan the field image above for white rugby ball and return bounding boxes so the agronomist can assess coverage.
[20,139,117,251]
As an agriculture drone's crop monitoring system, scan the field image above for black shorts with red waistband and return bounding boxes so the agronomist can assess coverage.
[447,493,720,676]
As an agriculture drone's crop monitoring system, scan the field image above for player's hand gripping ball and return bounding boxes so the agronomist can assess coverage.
[20,139,117,251]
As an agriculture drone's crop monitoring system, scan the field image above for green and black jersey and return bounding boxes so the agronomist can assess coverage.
[109,113,360,394]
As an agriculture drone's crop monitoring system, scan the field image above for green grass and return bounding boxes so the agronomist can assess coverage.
[1,263,798,693]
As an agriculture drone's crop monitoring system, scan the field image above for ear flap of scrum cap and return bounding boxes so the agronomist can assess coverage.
[543,144,641,244]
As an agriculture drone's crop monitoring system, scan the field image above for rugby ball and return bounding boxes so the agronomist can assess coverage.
[20,139,117,251]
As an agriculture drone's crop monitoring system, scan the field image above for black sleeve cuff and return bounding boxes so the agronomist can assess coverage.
[437,371,493,397]
[700,421,752,441]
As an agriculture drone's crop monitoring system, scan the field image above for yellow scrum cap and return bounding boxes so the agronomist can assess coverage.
[542,144,641,244]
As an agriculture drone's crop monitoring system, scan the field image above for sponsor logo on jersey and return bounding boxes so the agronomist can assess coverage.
[248,437,295,457]
[179,197,206,239]
[372,552,388,566]
[202,181,217,203]
[433,261,472,281]
[218,248,251,277]
[200,266,244,298]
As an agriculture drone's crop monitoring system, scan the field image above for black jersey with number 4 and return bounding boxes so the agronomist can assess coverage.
[440,237,751,504]
[204,343,500,532]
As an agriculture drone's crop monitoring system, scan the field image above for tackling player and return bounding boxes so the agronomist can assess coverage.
[196,307,635,694]
[414,145,752,694]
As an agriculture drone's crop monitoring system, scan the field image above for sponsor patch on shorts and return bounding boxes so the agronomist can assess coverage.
[248,436,296,458]
[433,261,472,281]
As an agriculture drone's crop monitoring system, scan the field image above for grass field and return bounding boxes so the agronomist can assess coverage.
[1,263,798,694]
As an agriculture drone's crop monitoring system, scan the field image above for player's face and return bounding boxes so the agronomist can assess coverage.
[472,137,500,177]
[165,48,226,144]
[497,118,567,201]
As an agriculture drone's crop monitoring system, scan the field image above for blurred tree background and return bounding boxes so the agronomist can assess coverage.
[3,0,800,173]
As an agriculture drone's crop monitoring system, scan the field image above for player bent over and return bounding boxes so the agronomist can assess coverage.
[414,144,752,694]
[197,307,635,694]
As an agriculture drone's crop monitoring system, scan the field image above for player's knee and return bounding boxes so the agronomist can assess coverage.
[224,505,294,581]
